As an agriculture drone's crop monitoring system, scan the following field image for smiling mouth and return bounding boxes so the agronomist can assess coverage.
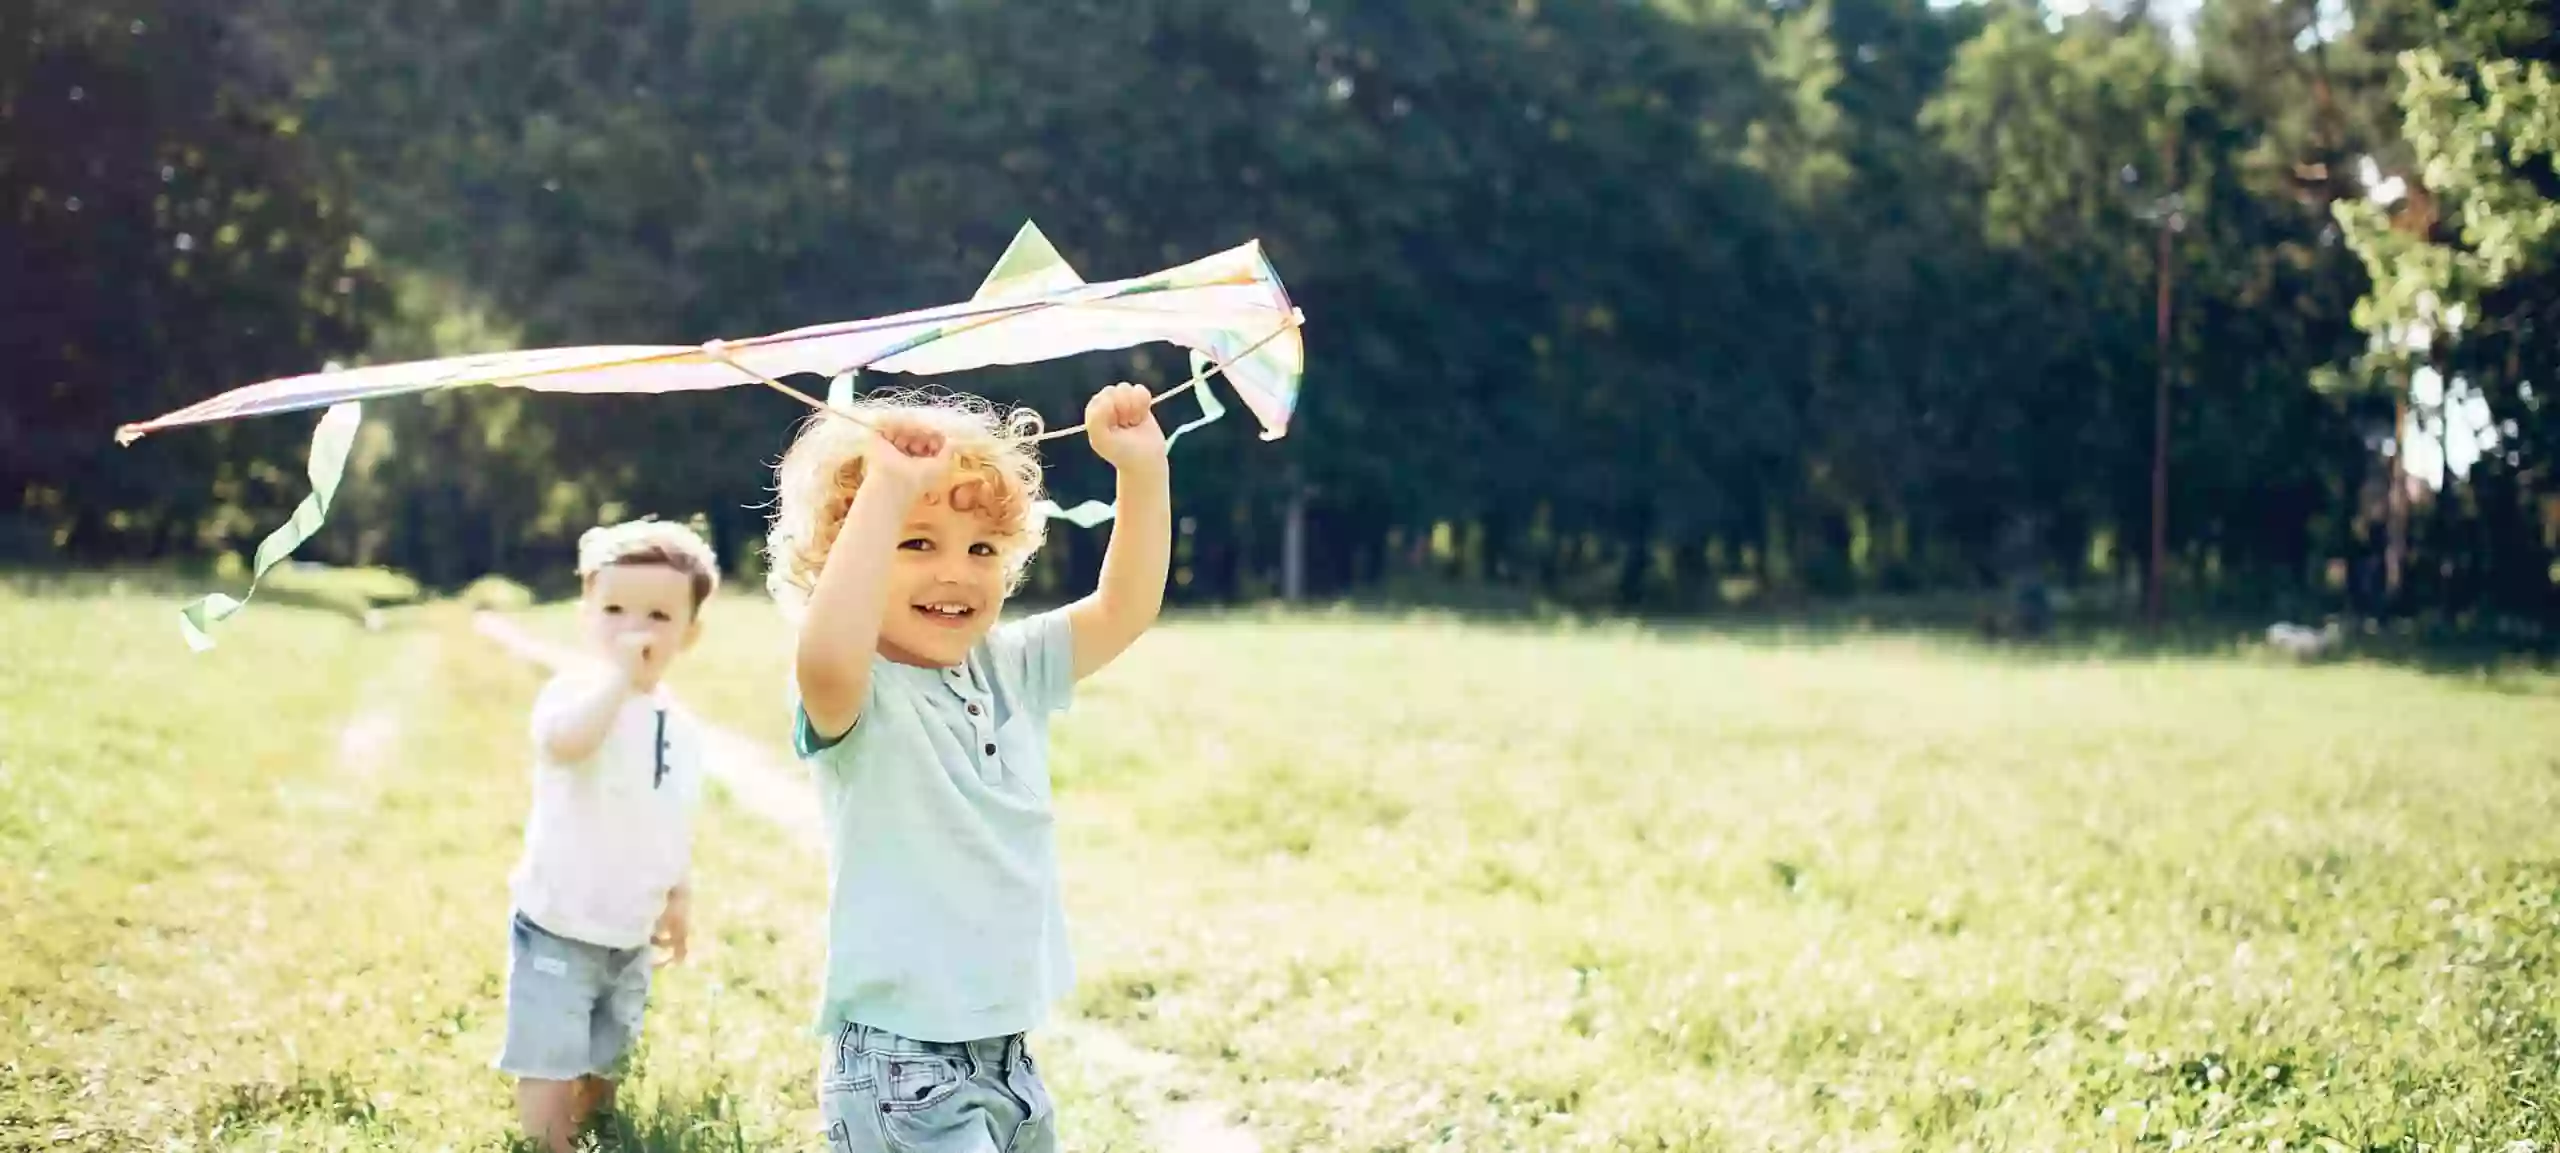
[914,601,977,627]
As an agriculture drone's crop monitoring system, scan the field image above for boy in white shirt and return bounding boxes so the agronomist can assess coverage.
[496,517,718,1152]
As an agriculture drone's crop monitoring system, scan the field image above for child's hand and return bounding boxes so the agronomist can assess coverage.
[651,890,690,967]
[608,632,654,684]
[1084,382,1167,471]
[864,416,955,500]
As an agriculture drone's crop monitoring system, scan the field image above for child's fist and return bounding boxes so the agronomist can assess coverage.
[1084,382,1166,471]
[609,632,654,680]
[864,415,954,499]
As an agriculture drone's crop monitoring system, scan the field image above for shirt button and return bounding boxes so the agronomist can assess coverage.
[967,703,981,716]
[983,742,997,756]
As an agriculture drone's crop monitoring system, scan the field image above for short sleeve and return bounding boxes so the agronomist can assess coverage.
[986,607,1076,718]
[792,658,887,760]
[792,696,840,757]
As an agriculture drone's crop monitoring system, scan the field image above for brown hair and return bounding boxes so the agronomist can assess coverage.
[577,517,722,613]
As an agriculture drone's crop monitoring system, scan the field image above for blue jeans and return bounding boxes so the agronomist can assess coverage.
[819,1020,1056,1153]
[493,911,653,1082]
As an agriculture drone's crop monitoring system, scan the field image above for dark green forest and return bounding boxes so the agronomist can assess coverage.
[8,0,2558,626]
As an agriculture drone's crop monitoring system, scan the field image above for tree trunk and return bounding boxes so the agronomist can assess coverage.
[2387,387,2408,605]
[1196,515,1238,602]
[1615,500,1655,607]
[2436,379,2461,615]
[1282,488,1306,601]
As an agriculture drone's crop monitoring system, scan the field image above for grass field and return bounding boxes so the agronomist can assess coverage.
[8,576,2560,1151]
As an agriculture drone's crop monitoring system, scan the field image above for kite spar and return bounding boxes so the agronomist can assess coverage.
[115,222,1306,649]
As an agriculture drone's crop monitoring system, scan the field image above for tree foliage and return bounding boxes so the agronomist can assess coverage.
[2,0,380,562]
[8,0,2557,626]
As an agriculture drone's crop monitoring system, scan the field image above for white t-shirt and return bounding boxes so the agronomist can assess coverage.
[509,674,705,950]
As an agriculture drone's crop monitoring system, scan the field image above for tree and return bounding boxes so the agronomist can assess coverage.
[1,0,380,563]
[2336,0,2559,618]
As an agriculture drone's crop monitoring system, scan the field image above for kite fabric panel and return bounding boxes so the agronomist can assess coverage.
[115,222,1306,649]
[115,223,1303,443]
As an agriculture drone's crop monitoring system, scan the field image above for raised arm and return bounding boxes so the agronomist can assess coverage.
[793,420,949,743]
[535,636,647,763]
[1067,383,1172,680]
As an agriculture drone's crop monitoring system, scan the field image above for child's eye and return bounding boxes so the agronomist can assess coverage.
[898,538,932,551]
[649,610,672,622]
[969,542,997,557]
[603,604,625,615]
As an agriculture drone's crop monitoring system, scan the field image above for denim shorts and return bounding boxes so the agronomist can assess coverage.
[819,1020,1056,1153]
[494,911,654,1082]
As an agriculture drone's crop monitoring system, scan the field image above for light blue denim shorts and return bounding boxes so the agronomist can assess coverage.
[819,1019,1056,1153]
[494,910,654,1082]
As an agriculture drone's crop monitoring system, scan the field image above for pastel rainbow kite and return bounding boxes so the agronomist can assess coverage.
[116,222,1307,649]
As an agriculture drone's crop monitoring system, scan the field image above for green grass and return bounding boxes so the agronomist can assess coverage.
[0,584,1149,1151]
[11,578,2560,1150]
[646,594,2560,1151]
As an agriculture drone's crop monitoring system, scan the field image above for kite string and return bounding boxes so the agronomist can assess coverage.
[697,313,1301,443]
[1007,313,1301,441]
[1029,376,1198,442]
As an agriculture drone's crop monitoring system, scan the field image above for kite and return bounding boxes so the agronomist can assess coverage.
[115,221,1307,650]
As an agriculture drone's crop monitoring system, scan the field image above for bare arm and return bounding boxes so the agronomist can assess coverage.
[1067,458,1170,679]
[793,424,947,743]
[1066,383,1173,680]
[535,642,644,763]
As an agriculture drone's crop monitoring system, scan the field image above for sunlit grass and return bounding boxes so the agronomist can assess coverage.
[13,574,2560,1150]
[0,583,1148,1151]
[625,591,2560,1150]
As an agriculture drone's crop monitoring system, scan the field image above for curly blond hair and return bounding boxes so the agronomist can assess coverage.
[763,387,1050,618]
[577,516,722,613]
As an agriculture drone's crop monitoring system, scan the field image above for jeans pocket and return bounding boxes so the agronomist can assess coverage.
[868,1053,985,1153]
[821,1023,865,1089]
[1014,1045,1056,1122]
[877,1053,967,1114]
[817,1073,888,1153]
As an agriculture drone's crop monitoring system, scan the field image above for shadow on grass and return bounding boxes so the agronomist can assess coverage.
[19,561,2550,686]
[0,562,445,641]
[492,1084,766,1153]
[2,561,417,613]
[199,1069,387,1132]
[191,1070,766,1152]
[1166,580,2559,685]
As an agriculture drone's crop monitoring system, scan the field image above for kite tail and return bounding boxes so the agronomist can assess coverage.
[1027,348,1231,527]
[177,402,364,651]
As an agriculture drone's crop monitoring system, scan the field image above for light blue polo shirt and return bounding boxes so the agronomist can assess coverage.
[791,608,1078,1043]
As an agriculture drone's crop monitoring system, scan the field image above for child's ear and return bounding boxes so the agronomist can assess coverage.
[682,616,703,650]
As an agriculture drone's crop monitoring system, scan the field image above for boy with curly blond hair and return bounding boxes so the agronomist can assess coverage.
[764,382,1169,1153]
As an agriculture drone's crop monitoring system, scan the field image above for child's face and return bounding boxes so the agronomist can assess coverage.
[875,486,1013,667]
[580,562,701,688]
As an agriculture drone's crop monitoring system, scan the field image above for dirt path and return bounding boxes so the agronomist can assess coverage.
[468,611,1262,1153]
[277,631,438,825]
